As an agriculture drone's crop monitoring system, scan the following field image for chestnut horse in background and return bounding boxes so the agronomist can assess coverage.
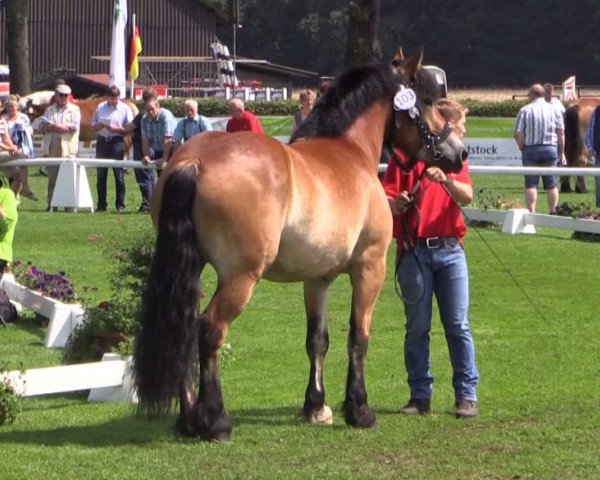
[562,97,600,193]
[21,93,138,151]
[133,51,467,441]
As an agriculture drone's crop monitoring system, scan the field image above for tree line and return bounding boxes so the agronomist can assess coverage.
[4,0,600,94]
[211,0,600,87]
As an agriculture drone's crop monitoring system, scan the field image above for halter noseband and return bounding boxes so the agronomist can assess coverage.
[388,83,454,171]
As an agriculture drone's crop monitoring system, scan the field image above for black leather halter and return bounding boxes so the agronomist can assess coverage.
[385,82,454,173]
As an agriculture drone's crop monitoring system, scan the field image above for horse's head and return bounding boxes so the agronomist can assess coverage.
[388,49,467,173]
[19,91,55,121]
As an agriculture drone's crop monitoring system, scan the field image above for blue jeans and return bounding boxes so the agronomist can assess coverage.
[133,148,156,208]
[396,243,479,401]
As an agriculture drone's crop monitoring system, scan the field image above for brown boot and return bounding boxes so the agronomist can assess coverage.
[399,399,430,415]
[455,399,478,418]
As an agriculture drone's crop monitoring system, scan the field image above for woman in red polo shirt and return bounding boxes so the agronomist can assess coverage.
[381,98,479,419]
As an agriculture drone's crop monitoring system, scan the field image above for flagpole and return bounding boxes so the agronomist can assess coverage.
[130,13,136,99]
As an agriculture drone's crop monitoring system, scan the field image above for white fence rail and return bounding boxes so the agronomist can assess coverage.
[378,164,600,177]
[4,353,136,403]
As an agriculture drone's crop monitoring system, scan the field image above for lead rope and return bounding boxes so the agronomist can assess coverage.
[440,183,551,323]
[393,171,429,305]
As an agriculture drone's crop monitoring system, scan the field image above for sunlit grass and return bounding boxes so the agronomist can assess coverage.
[1,165,599,478]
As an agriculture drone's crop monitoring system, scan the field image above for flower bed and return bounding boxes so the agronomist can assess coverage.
[1,273,84,348]
[9,260,77,303]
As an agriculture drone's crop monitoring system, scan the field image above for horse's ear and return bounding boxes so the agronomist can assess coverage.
[396,48,424,82]
[392,47,404,62]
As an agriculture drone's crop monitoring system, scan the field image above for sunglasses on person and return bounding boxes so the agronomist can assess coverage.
[56,93,68,97]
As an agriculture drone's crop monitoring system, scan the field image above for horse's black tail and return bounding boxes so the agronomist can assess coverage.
[564,104,581,165]
[133,165,202,416]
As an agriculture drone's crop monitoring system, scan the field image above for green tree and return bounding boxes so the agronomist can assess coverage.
[4,0,31,95]
[344,0,381,68]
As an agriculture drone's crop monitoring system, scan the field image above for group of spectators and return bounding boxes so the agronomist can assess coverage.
[95,86,265,213]
[0,82,267,214]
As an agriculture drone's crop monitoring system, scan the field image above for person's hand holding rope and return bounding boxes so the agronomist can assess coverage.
[388,191,413,216]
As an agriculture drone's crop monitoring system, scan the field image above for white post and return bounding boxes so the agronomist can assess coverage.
[130,13,136,99]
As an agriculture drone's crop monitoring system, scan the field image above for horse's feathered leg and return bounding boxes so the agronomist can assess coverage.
[189,274,261,441]
[302,279,333,425]
[343,247,387,428]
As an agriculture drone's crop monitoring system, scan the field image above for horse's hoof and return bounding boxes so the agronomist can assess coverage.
[305,405,333,425]
[176,408,232,442]
[560,185,572,193]
[343,401,377,429]
[575,186,588,194]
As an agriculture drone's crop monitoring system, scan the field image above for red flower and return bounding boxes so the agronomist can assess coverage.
[97,301,110,310]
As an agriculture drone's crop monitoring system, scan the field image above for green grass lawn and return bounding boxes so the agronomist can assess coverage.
[0,162,599,478]
[465,117,515,138]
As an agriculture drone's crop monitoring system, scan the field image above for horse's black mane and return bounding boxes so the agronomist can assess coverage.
[290,60,441,143]
[290,63,399,143]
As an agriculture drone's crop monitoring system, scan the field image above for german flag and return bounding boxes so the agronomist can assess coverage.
[128,26,142,80]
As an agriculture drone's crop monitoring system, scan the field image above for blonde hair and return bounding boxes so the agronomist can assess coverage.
[184,99,198,110]
[436,98,468,123]
[299,89,314,102]
[4,95,19,109]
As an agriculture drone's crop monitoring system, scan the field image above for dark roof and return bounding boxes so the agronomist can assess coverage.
[33,73,143,98]
[236,58,317,79]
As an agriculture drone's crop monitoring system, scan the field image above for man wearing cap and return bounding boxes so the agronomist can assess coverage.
[39,83,81,212]
[92,86,133,213]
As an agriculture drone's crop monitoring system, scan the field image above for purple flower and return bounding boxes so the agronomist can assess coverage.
[12,260,78,303]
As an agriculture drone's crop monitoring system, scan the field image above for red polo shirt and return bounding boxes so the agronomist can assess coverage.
[381,150,471,251]
[226,110,264,134]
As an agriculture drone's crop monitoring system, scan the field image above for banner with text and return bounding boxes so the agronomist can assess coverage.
[463,138,522,166]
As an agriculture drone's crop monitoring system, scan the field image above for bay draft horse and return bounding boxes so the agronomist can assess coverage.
[133,51,467,441]
[562,97,600,193]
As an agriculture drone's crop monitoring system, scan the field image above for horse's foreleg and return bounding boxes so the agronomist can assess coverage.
[302,279,333,425]
[187,274,259,441]
[343,253,386,429]
[575,176,588,193]
[560,176,572,193]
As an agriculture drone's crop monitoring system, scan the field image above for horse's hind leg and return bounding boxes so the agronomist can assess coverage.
[343,251,387,429]
[184,274,260,441]
[302,279,333,425]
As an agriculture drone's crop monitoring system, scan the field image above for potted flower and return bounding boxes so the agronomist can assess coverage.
[62,295,139,364]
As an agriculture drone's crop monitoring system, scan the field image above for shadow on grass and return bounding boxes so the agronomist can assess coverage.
[0,405,336,446]
[0,415,174,447]
[229,405,305,427]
